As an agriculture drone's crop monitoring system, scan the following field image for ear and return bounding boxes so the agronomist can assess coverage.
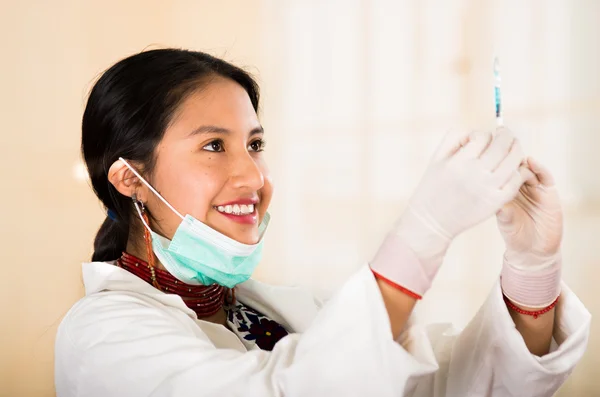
[107,159,146,201]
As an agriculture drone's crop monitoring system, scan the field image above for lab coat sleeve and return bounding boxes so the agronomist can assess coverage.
[402,280,591,397]
[55,266,437,397]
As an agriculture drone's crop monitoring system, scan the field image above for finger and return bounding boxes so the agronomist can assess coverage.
[526,157,556,187]
[500,166,531,200]
[496,202,515,224]
[493,138,525,183]
[520,164,539,186]
[497,166,533,223]
[433,129,473,160]
[459,130,493,159]
[479,128,516,170]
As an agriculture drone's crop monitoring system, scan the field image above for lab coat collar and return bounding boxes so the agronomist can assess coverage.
[82,262,319,333]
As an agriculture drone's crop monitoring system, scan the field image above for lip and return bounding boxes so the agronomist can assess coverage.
[215,208,258,225]
[215,198,259,206]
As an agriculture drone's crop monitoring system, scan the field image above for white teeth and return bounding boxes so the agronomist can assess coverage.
[217,203,256,215]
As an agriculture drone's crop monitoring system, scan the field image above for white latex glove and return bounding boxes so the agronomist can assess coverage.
[374,128,530,296]
[497,157,563,307]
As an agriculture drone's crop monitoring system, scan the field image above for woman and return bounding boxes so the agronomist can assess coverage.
[55,49,590,397]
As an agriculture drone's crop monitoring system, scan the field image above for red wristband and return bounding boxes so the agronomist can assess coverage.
[371,269,423,300]
[503,294,559,319]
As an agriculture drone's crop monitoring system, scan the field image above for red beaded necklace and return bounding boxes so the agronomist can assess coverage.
[117,252,230,318]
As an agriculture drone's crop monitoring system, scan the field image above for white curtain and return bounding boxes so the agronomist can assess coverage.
[254,5,598,394]
[256,0,589,323]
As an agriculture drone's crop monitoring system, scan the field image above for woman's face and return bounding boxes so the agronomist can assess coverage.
[143,76,272,245]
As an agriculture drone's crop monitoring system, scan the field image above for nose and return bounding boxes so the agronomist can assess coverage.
[229,152,264,191]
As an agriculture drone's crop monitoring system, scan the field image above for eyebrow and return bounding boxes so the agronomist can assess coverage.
[188,125,264,137]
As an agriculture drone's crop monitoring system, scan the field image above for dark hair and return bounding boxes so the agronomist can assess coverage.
[82,48,260,262]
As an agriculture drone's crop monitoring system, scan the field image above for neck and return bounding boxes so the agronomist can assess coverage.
[197,307,227,325]
[118,248,230,326]
[126,237,168,271]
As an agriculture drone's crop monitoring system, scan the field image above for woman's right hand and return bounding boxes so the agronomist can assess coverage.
[394,127,531,275]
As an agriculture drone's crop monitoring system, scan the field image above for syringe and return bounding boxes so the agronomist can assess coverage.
[494,57,503,127]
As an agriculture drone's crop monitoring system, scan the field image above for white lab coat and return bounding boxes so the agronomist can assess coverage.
[55,261,590,397]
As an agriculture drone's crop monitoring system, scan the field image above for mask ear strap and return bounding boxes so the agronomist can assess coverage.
[119,157,185,221]
[258,212,270,238]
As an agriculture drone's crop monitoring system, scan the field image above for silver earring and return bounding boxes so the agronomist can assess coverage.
[131,193,144,210]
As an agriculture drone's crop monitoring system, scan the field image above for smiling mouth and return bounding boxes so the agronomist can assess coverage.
[214,203,256,216]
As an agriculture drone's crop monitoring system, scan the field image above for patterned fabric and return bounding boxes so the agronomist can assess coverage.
[225,301,289,351]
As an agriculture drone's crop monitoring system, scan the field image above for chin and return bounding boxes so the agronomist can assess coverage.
[218,227,259,245]
[235,233,260,245]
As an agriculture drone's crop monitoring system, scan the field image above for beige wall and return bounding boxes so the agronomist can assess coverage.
[1,1,598,395]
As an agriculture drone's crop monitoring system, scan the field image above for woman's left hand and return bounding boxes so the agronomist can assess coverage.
[496,158,563,268]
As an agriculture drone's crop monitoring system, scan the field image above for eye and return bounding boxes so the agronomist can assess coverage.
[249,139,266,152]
[203,139,224,152]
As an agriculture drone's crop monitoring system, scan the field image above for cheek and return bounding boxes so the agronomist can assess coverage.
[192,171,225,219]
[260,169,274,211]
[167,168,225,221]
